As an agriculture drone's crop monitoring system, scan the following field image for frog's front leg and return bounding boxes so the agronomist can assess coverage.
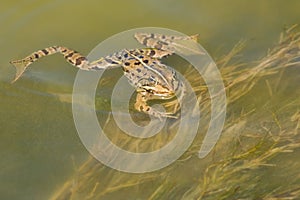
[10,46,120,82]
[134,91,177,119]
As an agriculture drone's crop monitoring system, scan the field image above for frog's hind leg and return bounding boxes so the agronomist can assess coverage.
[134,33,204,55]
[134,92,177,120]
[10,46,91,82]
[10,46,121,83]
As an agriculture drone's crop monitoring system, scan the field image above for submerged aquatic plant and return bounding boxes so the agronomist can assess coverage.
[50,26,300,200]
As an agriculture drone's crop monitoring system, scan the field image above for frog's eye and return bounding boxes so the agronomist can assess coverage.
[172,71,177,78]
[148,76,156,82]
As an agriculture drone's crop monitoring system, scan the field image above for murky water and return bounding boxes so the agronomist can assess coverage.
[1,1,300,199]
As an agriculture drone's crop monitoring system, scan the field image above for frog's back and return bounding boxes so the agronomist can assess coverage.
[121,53,175,89]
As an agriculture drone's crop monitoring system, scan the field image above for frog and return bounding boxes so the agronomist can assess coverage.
[10,32,199,119]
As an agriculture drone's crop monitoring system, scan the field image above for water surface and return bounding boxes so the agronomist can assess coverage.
[1,1,300,199]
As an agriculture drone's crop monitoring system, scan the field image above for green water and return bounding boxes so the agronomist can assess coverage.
[1,1,300,199]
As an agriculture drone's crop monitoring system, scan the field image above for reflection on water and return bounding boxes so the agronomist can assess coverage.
[1,1,300,199]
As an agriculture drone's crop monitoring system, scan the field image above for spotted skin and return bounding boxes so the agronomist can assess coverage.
[10,33,198,119]
[134,32,201,55]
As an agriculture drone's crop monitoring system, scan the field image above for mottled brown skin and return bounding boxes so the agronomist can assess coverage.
[10,33,198,119]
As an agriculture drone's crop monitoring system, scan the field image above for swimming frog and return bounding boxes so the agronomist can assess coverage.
[10,33,199,119]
